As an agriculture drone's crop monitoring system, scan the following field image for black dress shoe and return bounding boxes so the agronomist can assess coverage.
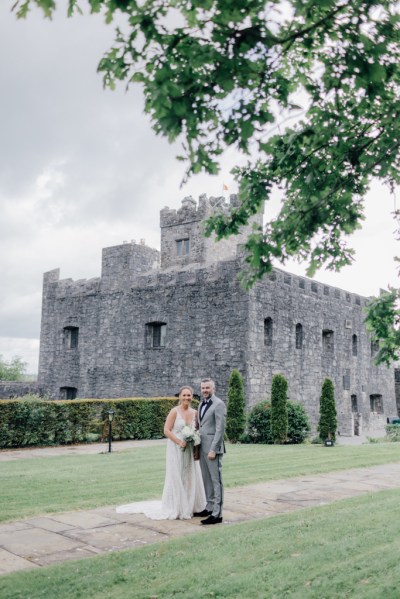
[193,509,212,517]
[200,515,223,525]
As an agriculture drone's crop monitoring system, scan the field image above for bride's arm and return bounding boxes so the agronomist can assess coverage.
[164,408,186,448]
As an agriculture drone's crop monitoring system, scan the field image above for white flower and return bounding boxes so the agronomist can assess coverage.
[181,425,201,449]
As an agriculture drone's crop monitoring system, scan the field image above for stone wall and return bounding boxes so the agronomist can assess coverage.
[0,381,45,399]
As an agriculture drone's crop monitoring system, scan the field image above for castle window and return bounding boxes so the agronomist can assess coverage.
[322,330,334,353]
[146,322,167,348]
[299,279,305,289]
[295,323,303,349]
[351,395,358,413]
[284,274,291,285]
[60,386,77,400]
[311,282,318,293]
[176,238,190,256]
[63,326,79,349]
[343,369,350,390]
[323,286,329,296]
[370,394,383,414]
[264,318,273,347]
[352,334,358,356]
[371,339,379,357]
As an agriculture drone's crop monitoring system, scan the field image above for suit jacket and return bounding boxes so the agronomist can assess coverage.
[198,394,226,454]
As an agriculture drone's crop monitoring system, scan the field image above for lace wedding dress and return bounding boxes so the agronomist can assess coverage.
[116,412,206,520]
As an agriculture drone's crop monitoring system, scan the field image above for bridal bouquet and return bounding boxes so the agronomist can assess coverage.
[181,425,201,451]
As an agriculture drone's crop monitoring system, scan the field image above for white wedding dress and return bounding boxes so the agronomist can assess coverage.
[116,412,206,520]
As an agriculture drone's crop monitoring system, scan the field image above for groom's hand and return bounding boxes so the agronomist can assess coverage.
[208,451,216,460]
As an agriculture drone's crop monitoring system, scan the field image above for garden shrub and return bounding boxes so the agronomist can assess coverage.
[0,397,179,449]
[271,374,288,444]
[226,369,246,443]
[246,400,310,444]
[318,378,337,442]
[385,424,400,442]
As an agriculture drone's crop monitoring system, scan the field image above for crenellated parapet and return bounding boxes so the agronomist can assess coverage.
[160,193,263,269]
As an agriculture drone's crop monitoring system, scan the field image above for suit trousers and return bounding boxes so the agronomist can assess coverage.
[199,450,224,517]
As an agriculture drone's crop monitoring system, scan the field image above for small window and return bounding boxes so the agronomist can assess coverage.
[371,339,379,357]
[295,323,303,349]
[284,274,291,285]
[322,330,334,354]
[351,395,358,413]
[146,322,167,348]
[323,286,329,296]
[60,386,77,400]
[63,326,79,349]
[352,334,358,356]
[311,282,318,293]
[264,317,273,347]
[176,239,190,256]
[370,394,383,414]
[343,369,350,390]
[299,279,305,289]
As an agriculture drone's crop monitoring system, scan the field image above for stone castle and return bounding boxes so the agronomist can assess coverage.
[37,194,399,437]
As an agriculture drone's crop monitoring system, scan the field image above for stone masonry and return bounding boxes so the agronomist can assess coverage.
[37,194,399,437]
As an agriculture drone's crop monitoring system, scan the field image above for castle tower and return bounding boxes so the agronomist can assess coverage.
[159,194,263,269]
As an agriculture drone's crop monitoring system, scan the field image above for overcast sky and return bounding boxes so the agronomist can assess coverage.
[1,2,399,374]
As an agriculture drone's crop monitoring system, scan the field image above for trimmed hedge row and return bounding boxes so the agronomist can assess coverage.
[0,397,181,449]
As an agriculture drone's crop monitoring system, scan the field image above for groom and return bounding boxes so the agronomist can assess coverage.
[194,378,226,525]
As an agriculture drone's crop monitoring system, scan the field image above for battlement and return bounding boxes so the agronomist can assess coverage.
[160,193,242,228]
[101,240,160,291]
[160,194,263,269]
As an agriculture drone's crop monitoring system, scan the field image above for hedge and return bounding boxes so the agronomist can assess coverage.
[0,397,182,449]
[244,400,311,444]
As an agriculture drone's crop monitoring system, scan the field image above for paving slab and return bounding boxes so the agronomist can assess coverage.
[0,528,85,559]
[1,461,400,577]
[45,512,120,530]
[0,549,38,575]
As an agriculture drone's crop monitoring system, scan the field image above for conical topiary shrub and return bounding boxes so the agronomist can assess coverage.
[226,369,246,443]
[318,378,337,443]
[271,374,288,444]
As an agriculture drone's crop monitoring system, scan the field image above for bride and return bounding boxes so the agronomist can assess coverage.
[116,386,206,519]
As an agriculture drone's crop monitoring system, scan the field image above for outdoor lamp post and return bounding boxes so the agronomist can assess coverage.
[107,409,114,453]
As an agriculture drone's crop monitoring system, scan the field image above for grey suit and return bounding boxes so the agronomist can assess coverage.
[198,394,226,518]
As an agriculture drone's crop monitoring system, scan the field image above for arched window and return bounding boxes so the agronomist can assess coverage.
[352,334,358,356]
[264,318,273,347]
[370,394,383,414]
[371,339,379,357]
[295,323,303,349]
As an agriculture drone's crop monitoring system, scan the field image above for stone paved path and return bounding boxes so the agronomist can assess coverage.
[1,457,400,577]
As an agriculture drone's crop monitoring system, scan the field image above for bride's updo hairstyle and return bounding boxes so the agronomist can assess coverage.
[178,386,193,402]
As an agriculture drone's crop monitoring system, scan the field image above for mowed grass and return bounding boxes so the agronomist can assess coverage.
[1,489,400,598]
[1,442,399,523]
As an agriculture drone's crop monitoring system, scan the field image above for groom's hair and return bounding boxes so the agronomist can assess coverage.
[201,378,215,391]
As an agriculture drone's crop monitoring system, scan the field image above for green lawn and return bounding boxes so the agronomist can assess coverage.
[1,489,400,598]
[1,442,399,523]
